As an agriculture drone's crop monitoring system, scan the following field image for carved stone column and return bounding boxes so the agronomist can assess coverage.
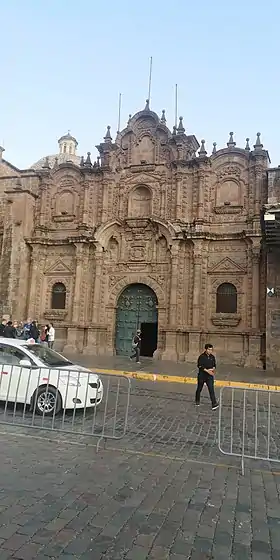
[162,242,180,361]
[192,240,204,327]
[83,246,104,355]
[81,180,90,225]
[27,245,42,319]
[251,242,261,330]
[245,239,262,368]
[186,240,204,362]
[64,243,90,353]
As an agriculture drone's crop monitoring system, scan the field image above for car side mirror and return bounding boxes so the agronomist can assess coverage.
[19,358,32,367]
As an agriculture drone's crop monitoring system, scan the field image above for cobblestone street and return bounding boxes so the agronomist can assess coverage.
[0,380,279,558]
[0,432,279,560]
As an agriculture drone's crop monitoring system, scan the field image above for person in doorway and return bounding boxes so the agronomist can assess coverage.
[48,323,55,349]
[195,343,219,410]
[0,319,7,337]
[130,329,141,364]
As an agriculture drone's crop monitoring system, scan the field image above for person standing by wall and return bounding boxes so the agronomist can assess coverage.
[195,343,219,410]
[48,323,55,349]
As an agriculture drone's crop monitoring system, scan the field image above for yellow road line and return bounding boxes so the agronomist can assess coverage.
[91,367,280,391]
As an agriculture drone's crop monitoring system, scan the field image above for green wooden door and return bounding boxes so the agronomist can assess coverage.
[115,284,158,356]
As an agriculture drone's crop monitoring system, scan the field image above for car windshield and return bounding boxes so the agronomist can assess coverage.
[22,344,73,367]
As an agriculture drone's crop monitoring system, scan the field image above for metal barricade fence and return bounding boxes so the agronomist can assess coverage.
[218,385,280,475]
[0,364,131,450]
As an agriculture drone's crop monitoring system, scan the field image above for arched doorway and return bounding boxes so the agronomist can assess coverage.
[115,283,158,357]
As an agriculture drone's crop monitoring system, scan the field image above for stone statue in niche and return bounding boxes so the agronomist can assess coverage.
[56,191,74,216]
[108,237,119,262]
[133,135,154,164]
[129,186,152,218]
[156,236,168,262]
[216,180,240,206]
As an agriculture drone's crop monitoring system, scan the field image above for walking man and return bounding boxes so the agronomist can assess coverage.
[195,343,219,410]
[130,329,141,364]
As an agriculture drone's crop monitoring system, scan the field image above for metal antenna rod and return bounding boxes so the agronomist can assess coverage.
[148,57,153,104]
[175,84,178,129]
[117,93,122,133]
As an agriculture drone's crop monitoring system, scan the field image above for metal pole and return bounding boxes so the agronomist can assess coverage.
[148,56,153,104]
[117,93,122,133]
[175,83,178,129]
[241,390,246,476]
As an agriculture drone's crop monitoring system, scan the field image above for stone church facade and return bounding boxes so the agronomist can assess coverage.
[0,102,269,366]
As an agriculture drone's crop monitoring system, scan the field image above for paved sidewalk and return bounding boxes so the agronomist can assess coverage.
[64,353,280,388]
[0,432,279,559]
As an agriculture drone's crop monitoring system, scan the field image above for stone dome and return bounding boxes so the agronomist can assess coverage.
[31,132,81,170]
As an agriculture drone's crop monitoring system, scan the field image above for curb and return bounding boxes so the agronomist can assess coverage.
[91,367,280,392]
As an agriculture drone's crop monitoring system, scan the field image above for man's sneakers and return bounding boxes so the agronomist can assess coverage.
[195,401,219,410]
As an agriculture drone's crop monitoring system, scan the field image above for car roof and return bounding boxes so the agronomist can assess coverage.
[0,337,29,347]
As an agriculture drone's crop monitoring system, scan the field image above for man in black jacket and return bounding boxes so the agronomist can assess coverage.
[195,343,219,410]
[0,319,7,337]
[4,321,16,339]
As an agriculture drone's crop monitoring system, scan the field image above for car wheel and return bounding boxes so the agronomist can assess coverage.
[34,386,62,416]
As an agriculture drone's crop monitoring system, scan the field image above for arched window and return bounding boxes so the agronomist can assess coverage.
[63,143,67,153]
[216,283,237,314]
[51,283,66,310]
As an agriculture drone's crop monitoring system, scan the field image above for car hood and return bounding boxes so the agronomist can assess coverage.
[54,364,99,382]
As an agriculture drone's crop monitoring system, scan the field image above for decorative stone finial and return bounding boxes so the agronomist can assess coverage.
[198,140,207,157]
[172,125,177,136]
[245,138,250,151]
[212,142,217,154]
[227,132,236,148]
[177,116,185,135]
[127,114,132,126]
[80,156,84,167]
[161,109,166,124]
[97,156,100,168]
[254,132,263,150]
[84,152,92,167]
[144,99,150,111]
[42,156,50,169]
[104,125,112,143]
[53,156,59,168]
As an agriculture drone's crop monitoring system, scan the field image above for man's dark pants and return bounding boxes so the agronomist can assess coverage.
[195,371,217,406]
[130,347,140,362]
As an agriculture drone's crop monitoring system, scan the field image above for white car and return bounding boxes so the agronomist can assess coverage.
[0,338,103,416]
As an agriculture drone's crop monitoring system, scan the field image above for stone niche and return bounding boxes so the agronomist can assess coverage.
[128,186,152,218]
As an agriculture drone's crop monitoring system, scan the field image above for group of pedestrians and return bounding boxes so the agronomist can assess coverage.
[0,318,55,348]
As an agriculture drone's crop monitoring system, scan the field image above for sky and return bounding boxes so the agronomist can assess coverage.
[1,0,280,168]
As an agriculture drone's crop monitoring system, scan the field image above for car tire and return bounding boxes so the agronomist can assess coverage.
[34,386,62,416]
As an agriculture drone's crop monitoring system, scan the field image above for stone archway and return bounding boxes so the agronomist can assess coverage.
[115,283,158,357]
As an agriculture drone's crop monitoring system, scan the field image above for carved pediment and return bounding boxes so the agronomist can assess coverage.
[44,260,73,275]
[123,171,159,184]
[208,257,245,274]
